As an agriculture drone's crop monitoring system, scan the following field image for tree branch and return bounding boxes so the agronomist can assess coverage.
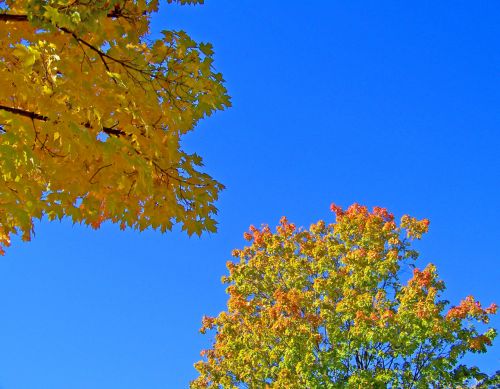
[0,104,125,136]
[2,12,182,103]
[89,163,113,184]
[0,104,48,121]
[0,8,129,23]
[0,14,28,22]
[58,25,149,76]
[0,105,205,188]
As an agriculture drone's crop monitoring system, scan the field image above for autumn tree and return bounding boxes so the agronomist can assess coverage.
[193,204,497,388]
[0,0,230,253]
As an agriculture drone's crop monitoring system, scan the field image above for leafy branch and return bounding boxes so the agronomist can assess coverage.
[0,104,209,191]
[0,104,125,136]
[0,5,133,22]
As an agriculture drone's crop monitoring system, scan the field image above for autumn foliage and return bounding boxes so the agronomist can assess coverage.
[0,0,229,253]
[192,204,497,388]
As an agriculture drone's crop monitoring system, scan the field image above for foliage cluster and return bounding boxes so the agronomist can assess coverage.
[0,0,230,253]
[192,204,497,388]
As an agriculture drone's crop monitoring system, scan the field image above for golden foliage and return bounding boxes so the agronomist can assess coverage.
[0,0,230,252]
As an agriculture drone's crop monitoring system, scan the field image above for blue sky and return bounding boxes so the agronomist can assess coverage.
[0,1,499,388]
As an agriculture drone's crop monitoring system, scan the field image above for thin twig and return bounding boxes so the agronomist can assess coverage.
[89,163,112,184]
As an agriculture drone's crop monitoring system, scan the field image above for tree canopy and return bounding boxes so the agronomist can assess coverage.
[193,204,497,388]
[0,0,230,253]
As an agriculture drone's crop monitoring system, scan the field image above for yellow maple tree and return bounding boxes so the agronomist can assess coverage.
[0,0,230,253]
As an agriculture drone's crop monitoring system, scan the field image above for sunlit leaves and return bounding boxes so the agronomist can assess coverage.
[193,204,497,388]
[0,0,230,252]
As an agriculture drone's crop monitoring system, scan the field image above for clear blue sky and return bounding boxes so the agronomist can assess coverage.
[0,1,499,388]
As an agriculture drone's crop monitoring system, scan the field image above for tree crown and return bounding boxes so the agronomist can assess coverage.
[193,203,497,388]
